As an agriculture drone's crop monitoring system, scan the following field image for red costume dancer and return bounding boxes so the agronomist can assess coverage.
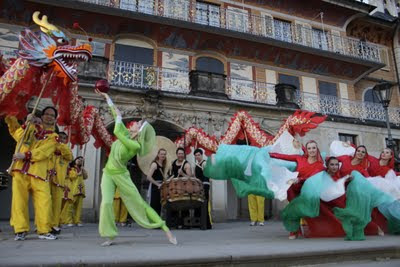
[367,148,398,234]
[368,148,394,177]
[305,157,347,237]
[337,145,369,177]
[270,141,325,239]
[270,141,325,201]
[337,145,384,236]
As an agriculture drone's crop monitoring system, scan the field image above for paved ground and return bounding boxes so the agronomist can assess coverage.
[0,221,399,266]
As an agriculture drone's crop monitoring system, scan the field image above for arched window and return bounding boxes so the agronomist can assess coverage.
[114,38,154,65]
[196,57,224,74]
[363,88,380,103]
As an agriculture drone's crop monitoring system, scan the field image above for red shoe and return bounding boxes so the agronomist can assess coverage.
[289,231,298,240]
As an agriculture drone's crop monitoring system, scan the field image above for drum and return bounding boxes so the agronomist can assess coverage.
[161,177,204,210]
[0,171,10,191]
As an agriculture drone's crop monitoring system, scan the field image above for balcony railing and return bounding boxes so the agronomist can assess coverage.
[107,60,400,124]
[109,60,190,93]
[227,78,400,124]
[75,0,383,63]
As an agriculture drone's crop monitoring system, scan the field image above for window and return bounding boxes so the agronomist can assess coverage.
[319,81,338,115]
[195,2,220,27]
[339,133,357,146]
[363,88,384,120]
[274,18,292,43]
[312,28,328,50]
[120,0,154,14]
[278,74,300,90]
[112,40,155,88]
[319,81,337,96]
[196,57,224,74]
[114,44,153,65]
[385,138,400,149]
[363,88,380,104]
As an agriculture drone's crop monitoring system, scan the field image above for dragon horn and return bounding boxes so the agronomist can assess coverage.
[32,11,59,34]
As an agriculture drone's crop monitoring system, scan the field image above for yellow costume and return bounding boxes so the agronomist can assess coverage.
[7,116,58,234]
[60,171,74,225]
[113,189,128,224]
[248,194,265,224]
[61,166,87,225]
[6,116,36,229]
[48,142,73,229]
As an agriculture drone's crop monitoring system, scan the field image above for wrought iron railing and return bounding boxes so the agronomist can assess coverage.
[108,61,400,124]
[75,0,383,63]
[108,60,190,93]
[227,78,400,124]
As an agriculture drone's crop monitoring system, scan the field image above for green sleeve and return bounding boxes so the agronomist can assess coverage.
[114,122,140,153]
[108,103,118,119]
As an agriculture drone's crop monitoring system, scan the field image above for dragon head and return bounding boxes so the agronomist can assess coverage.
[18,11,92,84]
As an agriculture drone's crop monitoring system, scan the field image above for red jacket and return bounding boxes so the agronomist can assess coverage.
[367,155,392,177]
[269,153,325,181]
[337,155,369,177]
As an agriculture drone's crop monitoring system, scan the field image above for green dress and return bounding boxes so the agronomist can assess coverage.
[98,102,168,238]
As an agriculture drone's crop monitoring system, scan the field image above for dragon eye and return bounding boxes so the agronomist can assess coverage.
[57,38,66,44]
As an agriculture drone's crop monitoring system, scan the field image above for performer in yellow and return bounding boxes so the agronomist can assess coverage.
[48,132,73,234]
[6,114,40,231]
[60,167,74,226]
[113,189,128,226]
[10,106,59,240]
[248,194,265,226]
[68,156,88,226]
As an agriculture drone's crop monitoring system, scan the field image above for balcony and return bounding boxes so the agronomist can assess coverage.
[107,60,400,125]
[70,0,383,64]
[109,60,190,94]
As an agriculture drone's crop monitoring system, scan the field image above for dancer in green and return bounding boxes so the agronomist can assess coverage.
[96,90,177,246]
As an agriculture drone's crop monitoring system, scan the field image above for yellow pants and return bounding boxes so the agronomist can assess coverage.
[60,196,83,224]
[60,200,73,224]
[50,184,63,228]
[72,196,83,224]
[10,172,52,234]
[248,194,265,222]
[113,198,128,223]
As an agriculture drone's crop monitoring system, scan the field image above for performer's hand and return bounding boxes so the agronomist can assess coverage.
[13,153,25,160]
[95,88,109,99]
[157,182,162,189]
[26,113,35,122]
[178,169,184,176]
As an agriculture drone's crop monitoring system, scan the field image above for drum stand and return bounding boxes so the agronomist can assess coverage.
[164,201,207,230]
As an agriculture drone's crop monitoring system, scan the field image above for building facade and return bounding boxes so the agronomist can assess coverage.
[1,0,400,222]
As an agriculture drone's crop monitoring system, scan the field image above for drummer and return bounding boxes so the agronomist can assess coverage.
[167,147,192,228]
[169,148,192,179]
[194,149,212,230]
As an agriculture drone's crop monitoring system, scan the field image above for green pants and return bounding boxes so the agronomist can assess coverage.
[99,169,168,238]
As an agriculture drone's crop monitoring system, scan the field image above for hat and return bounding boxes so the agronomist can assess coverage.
[136,121,156,157]
[137,136,177,176]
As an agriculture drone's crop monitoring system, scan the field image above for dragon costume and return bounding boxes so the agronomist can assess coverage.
[0,11,113,151]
